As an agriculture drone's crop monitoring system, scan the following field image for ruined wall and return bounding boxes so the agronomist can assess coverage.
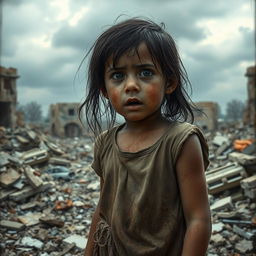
[50,103,83,137]
[0,66,19,128]
[244,66,256,128]
[194,101,218,131]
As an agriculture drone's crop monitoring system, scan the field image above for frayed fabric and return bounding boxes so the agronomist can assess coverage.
[93,219,117,256]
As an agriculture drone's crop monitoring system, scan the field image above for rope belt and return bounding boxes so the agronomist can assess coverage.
[93,219,116,256]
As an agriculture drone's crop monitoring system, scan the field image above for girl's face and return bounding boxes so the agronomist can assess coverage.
[103,43,176,122]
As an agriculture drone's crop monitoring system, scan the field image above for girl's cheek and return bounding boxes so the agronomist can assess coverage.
[109,90,120,104]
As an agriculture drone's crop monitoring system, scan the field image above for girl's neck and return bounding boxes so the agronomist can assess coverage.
[122,115,170,134]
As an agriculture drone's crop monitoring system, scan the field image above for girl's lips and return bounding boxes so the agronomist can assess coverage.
[125,98,142,106]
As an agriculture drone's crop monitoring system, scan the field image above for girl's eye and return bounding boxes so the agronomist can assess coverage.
[139,69,153,78]
[111,72,124,80]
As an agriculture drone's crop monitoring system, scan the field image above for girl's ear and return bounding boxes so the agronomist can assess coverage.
[165,80,177,94]
[100,88,108,99]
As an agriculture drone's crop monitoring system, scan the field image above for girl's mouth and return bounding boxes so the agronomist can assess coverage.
[125,98,142,106]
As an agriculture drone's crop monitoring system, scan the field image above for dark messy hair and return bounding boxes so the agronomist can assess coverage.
[79,17,200,136]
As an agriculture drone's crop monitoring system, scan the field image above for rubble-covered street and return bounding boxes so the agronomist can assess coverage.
[0,124,256,256]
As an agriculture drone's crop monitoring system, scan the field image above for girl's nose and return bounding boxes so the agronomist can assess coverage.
[124,75,140,93]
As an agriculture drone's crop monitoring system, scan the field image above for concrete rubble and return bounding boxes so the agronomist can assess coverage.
[0,124,256,255]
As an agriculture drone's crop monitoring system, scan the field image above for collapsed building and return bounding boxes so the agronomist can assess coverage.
[244,65,256,129]
[0,66,19,128]
[194,101,219,131]
[50,103,83,138]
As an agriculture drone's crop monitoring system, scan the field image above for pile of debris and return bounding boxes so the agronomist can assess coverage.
[0,124,255,255]
[205,126,256,255]
[0,126,97,256]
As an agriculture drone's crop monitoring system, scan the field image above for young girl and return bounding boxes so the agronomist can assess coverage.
[80,17,211,256]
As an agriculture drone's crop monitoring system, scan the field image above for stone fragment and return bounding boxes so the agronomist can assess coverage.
[49,157,71,166]
[240,175,256,189]
[210,233,225,246]
[21,148,49,165]
[39,216,64,227]
[9,182,51,201]
[229,152,256,165]
[20,236,43,249]
[56,243,75,256]
[0,187,18,201]
[233,225,255,240]
[18,212,43,226]
[63,234,87,249]
[212,222,225,233]
[20,201,38,211]
[0,220,25,230]
[24,166,43,188]
[210,196,233,211]
[235,239,253,254]
[0,168,21,187]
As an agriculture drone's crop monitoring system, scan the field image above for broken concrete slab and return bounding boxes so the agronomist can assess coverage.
[39,216,64,227]
[63,234,87,249]
[20,236,43,249]
[235,239,253,254]
[0,168,21,187]
[0,220,25,231]
[49,157,71,167]
[240,175,256,189]
[229,152,256,165]
[21,148,49,166]
[24,166,43,188]
[9,182,51,201]
[18,212,43,226]
[211,196,233,211]
[233,225,255,240]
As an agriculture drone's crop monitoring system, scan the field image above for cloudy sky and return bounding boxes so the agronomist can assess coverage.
[1,0,254,117]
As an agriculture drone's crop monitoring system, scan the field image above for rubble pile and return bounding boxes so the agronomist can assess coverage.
[0,126,97,256]
[205,126,256,255]
[0,125,255,255]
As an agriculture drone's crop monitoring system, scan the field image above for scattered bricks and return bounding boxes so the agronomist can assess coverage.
[24,166,43,188]
[229,152,256,165]
[55,199,73,210]
[43,139,65,155]
[0,168,21,187]
[0,220,25,231]
[233,225,255,240]
[212,222,225,233]
[211,196,233,211]
[39,216,64,227]
[49,157,71,167]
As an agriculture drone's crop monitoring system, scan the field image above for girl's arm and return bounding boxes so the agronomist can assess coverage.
[176,134,212,256]
[84,178,103,256]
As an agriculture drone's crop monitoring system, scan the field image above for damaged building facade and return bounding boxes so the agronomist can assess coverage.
[244,65,256,128]
[50,103,83,138]
[194,101,219,131]
[0,66,19,128]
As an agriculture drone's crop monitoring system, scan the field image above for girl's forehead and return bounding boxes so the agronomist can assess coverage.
[105,43,156,67]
